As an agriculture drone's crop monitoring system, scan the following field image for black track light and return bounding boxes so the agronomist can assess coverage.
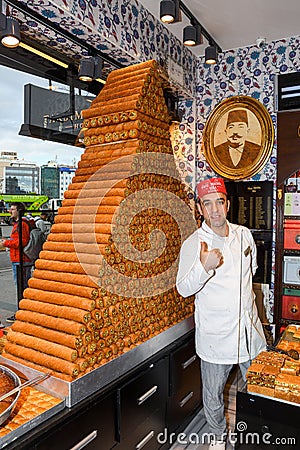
[183,24,202,46]
[78,57,94,82]
[0,15,20,48]
[160,0,222,61]
[164,91,183,123]
[78,56,102,82]
[160,0,180,24]
[205,45,218,65]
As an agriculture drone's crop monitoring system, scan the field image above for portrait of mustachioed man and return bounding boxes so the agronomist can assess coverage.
[203,96,274,180]
[214,108,261,170]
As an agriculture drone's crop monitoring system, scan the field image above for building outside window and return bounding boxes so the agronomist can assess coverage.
[5,163,39,194]
[41,165,59,199]
[59,166,76,200]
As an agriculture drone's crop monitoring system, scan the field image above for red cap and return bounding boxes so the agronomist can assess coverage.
[197,177,227,198]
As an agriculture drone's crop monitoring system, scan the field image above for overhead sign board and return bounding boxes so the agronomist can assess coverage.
[19,84,95,146]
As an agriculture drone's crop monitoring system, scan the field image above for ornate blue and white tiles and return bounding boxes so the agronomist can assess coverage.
[17,0,196,91]
[195,36,300,185]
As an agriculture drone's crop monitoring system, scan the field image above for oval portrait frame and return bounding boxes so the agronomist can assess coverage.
[203,96,274,180]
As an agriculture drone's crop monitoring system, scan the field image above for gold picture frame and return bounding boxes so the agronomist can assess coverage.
[203,96,274,180]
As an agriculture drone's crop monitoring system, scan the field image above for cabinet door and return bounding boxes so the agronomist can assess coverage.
[117,417,165,450]
[236,391,300,449]
[168,337,202,432]
[35,392,117,450]
[117,357,168,449]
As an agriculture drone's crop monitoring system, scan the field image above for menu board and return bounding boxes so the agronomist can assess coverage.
[225,181,273,284]
[251,230,272,284]
[225,181,273,230]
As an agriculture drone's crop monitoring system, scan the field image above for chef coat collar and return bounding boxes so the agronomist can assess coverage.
[201,220,238,243]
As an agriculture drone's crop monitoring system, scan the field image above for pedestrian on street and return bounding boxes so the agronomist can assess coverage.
[0,202,34,322]
[34,212,51,238]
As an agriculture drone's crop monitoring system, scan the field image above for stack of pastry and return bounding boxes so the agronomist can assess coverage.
[277,325,300,355]
[3,59,195,381]
[0,387,61,437]
[246,350,300,403]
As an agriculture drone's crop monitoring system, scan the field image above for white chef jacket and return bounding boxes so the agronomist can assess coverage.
[176,221,266,364]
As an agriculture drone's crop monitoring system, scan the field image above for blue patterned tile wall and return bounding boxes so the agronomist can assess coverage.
[196,37,300,185]
[20,1,196,87]
[18,2,300,187]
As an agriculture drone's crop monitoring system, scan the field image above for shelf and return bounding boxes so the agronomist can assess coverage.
[283,248,300,256]
[282,283,300,289]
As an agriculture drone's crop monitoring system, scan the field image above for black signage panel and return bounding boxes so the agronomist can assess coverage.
[251,230,273,284]
[225,181,273,230]
[20,84,94,146]
[225,181,273,284]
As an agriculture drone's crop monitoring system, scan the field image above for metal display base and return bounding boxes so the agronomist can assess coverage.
[0,316,195,407]
[0,399,65,448]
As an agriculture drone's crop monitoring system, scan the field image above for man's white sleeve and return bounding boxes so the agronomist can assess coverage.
[176,237,214,298]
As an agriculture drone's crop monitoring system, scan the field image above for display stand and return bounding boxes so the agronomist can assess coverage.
[235,386,299,449]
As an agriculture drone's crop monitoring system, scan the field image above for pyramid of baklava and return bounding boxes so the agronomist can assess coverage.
[3,60,196,380]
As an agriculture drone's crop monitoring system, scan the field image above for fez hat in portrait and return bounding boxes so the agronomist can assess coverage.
[197,177,227,199]
[226,109,248,126]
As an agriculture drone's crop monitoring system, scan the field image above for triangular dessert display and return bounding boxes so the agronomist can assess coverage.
[3,60,196,381]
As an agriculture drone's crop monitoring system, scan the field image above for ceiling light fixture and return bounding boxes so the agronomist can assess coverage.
[1,16,20,48]
[205,45,218,65]
[164,91,183,124]
[183,23,202,46]
[19,42,69,68]
[160,0,180,24]
[3,0,124,73]
[160,1,222,60]
[78,56,102,82]
[0,0,20,49]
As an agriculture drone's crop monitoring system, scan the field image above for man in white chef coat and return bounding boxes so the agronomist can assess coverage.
[176,177,266,450]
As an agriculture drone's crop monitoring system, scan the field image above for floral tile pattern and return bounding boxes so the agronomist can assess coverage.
[19,1,196,85]
[196,37,300,186]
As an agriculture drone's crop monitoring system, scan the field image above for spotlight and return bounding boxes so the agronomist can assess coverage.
[164,91,183,123]
[78,57,94,82]
[160,1,221,59]
[205,45,218,65]
[183,24,202,46]
[160,0,180,24]
[78,56,102,82]
[171,107,183,124]
[0,16,20,48]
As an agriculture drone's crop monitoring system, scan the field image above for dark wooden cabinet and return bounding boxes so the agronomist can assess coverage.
[35,391,117,450]
[235,389,300,449]
[167,336,202,432]
[117,357,168,450]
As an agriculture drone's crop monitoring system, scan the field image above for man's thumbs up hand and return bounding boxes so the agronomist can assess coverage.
[200,241,224,272]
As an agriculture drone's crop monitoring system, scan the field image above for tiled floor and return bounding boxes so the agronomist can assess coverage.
[169,367,244,449]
